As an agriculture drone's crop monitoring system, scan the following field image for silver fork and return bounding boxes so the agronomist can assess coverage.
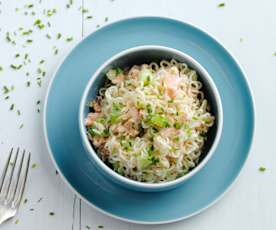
[0,148,31,224]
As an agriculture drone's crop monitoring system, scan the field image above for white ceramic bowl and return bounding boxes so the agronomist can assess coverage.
[79,45,223,192]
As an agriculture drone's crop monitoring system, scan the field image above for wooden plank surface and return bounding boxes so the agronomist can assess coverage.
[0,0,275,229]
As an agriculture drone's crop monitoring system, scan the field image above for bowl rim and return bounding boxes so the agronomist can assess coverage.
[79,45,223,190]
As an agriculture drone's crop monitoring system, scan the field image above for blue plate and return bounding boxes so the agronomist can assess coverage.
[44,17,255,224]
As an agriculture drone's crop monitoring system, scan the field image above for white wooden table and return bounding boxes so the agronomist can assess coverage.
[0,0,274,229]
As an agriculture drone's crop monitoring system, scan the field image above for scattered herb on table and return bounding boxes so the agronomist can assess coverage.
[23,198,28,204]
[98,225,104,229]
[49,212,55,216]
[45,9,57,17]
[46,34,51,39]
[273,52,276,56]
[10,64,22,70]
[31,163,37,169]
[66,37,73,42]
[217,3,225,8]
[34,19,45,29]
[26,39,33,43]
[259,166,266,172]
[15,219,19,224]
[104,17,109,22]
[86,16,93,20]
[22,29,33,35]
[26,81,31,87]
[86,226,91,229]
[15,53,20,58]
[10,104,14,111]
[17,110,21,116]
[0,66,3,71]
[19,124,24,129]
[56,33,62,39]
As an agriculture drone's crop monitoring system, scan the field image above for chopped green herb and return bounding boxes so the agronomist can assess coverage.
[80,7,89,14]
[53,47,58,55]
[39,59,45,64]
[46,34,51,39]
[6,32,11,42]
[17,110,21,116]
[273,52,276,56]
[25,4,34,8]
[217,3,225,7]
[0,66,3,71]
[45,8,57,17]
[96,24,100,28]
[26,72,30,76]
[240,38,244,42]
[86,226,91,230]
[31,163,37,169]
[86,16,93,20]
[259,166,266,172]
[36,100,41,105]
[15,53,20,58]
[15,219,19,224]
[4,96,9,100]
[26,39,33,43]
[10,64,22,70]
[26,81,31,87]
[19,124,24,129]
[34,19,45,29]
[56,33,62,39]
[10,104,14,111]
[98,225,104,229]
[104,17,109,22]
[23,198,28,204]
[3,86,9,94]
[22,29,32,35]
[66,37,73,42]
[29,208,34,211]
[49,212,55,216]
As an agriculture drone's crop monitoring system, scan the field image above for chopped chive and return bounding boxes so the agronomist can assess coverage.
[104,17,109,22]
[6,32,11,42]
[10,64,22,70]
[22,29,33,35]
[37,108,40,113]
[66,37,73,42]
[23,198,28,204]
[46,9,57,17]
[98,225,104,229]
[19,124,24,129]
[39,59,45,64]
[15,53,20,58]
[31,11,35,15]
[273,52,276,56]
[49,212,55,216]
[31,163,37,169]
[46,34,51,39]
[47,22,51,27]
[217,3,225,7]
[36,100,41,105]
[26,39,33,43]
[3,86,9,94]
[10,104,14,110]
[24,53,29,60]
[0,66,3,71]
[26,81,31,87]
[17,110,21,116]
[26,72,30,76]
[96,24,100,28]
[15,219,19,224]
[259,166,266,172]
[86,16,93,20]
[25,4,34,8]
[56,33,62,39]
[29,208,34,211]
[4,96,9,100]
[34,19,45,29]
[37,68,42,74]
[86,226,91,229]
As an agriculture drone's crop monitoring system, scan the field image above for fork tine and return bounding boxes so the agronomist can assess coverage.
[10,150,25,202]
[0,148,13,194]
[5,148,19,198]
[14,152,30,207]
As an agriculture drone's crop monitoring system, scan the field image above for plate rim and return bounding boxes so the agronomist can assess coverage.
[43,16,256,225]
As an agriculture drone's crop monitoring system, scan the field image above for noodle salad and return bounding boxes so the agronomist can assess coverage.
[85,59,215,183]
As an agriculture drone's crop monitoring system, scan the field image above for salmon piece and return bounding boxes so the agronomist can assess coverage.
[85,112,100,126]
[163,66,180,98]
[112,74,124,84]
[92,137,106,147]
[92,100,101,112]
